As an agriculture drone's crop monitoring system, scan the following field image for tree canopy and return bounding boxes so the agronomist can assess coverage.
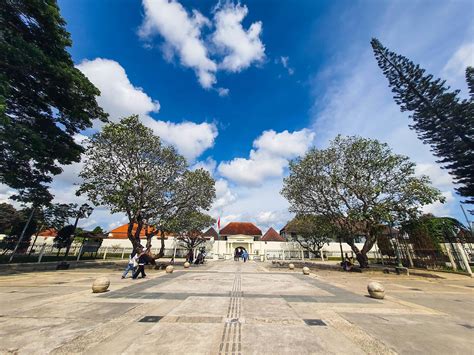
[168,211,215,252]
[281,135,443,267]
[285,215,337,255]
[371,38,474,205]
[0,0,107,203]
[78,115,216,250]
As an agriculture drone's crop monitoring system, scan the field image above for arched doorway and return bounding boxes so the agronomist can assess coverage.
[234,246,247,261]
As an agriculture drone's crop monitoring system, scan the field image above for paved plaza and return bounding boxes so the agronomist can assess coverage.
[0,260,473,354]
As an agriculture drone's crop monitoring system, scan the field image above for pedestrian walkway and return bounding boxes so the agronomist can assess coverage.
[0,260,473,354]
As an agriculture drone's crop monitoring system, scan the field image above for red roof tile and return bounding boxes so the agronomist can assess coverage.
[109,224,170,239]
[203,227,219,239]
[261,227,286,242]
[220,222,262,236]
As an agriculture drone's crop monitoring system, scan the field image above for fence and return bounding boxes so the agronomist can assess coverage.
[4,243,191,263]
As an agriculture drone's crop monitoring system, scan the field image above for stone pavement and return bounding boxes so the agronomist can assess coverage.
[0,260,473,354]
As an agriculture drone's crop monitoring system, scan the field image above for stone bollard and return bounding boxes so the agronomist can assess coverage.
[302,266,310,275]
[367,281,385,299]
[184,262,190,269]
[166,265,174,274]
[288,263,295,270]
[92,277,110,293]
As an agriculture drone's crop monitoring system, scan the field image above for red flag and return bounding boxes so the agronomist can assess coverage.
[217,217,221,230]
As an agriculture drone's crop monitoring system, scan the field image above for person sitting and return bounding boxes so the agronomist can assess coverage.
[343,253,353,271]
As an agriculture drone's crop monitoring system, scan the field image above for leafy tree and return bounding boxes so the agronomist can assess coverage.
[28,203,77,254]
[0,203,18,234]
[371,38,474,204]
[281,135,443,267]
[0,207,37,254]
[169,211,215,254]
[78,115,215,251]
[53,224,75,253]
[0,0,107,202]
[147,168,216,257]
[285,215,337,255]
[402,215,470,256]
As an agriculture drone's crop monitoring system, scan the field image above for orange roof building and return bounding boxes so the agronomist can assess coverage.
[220,222,262,237]
[261,227,286,242]
[108,224,170,239]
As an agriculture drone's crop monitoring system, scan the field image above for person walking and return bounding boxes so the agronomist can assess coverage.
[121,250,137,279]
[242,250,248,262]
[132,249,147,279]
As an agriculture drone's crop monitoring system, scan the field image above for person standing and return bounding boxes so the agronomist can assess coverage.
[242,250,248,262]
[132,249,147,279]
[121,250,137,279]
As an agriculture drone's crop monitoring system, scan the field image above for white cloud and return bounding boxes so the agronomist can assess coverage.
[141,116,217,161]
[138,0,265,90]
[191,157,217,175]
[279,56,294,75]
[77,58,217,162]
[77,58,160,120]
[217,87,230,97]
[212,178,237,212]
[139,0,217,88]
[212,2,265,72]
[218,129,314,186]
[415,163,454,189]
[422,191,455,216]
[442,42,474,83]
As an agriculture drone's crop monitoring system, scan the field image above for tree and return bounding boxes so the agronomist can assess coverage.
[371,38,474,204]
[78,115,216,251]
[0,203,18,235]
[169,211,215,255]
[28,203,77,254]
[285,215,337,256]
[0,0,107,202]
[401,215,470,256]
[281,135,443,267]
[148,168,216,257]
[0,206,37,254]
[53,224,75,255]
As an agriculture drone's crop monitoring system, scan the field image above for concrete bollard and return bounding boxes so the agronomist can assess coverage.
[302,266,310,275]
[367,281,385,299]
[288,263,295,270]
[166,265,174,274]
[92,277,110,293]
[184,262,190,269]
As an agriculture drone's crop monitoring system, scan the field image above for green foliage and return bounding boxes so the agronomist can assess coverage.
[78,115,216,248]
[402,215,469,256]
[282,135,443,267]
[285,215,337,254]
[376,233,396,258]
[371,38,474,204]
[0,0,107,203]
[0,206,37,253]
[169,211,215,251]
[53,224,75,249]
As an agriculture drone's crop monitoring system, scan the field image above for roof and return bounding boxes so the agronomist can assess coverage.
[220,222,262,236]
[37,228,57,238]
[108,223,170,239]
[261,227,286,242]
[202,227,219,239]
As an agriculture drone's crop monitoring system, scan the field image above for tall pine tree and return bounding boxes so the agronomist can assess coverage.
[371,38,474,205]
[0,0,107,203]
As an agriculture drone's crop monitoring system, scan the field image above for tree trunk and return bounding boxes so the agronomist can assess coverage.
[155,230,166,259]
[346,239,368,268]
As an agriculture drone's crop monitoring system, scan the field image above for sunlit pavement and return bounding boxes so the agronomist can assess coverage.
[0,260,473,354]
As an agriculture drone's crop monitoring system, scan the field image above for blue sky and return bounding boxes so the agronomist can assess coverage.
[9,0,470,231]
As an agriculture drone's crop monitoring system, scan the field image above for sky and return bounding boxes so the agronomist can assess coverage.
[2,0,473,232]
